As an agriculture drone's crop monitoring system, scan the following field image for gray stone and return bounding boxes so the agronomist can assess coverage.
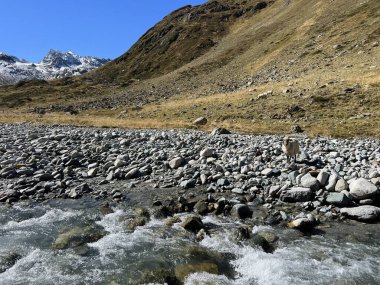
[261,168,273,176]
[114,158,127,168]
[335,178,348,192]
[280,187,313,202]
[0,252,22,273]
[211,128,231,135]
[326,192,353,207]
[169,157,185,169]
[200,148,214,158]
[326,174,339,192]
[349,178,379,200]
[269,185,281,197]
[288,213,316,230]
[87,168,98,178]
[231,204,252,219]
[288,171,300,185]
[193,117,208,125]
[317,171,329,186]
[340,206,380,221]
[52,225,107,249]
[300,173,320,191]
[200,174,207,185]
[180,179,196,189]
[194,201,209,215]
[232,188,244,194]
[125,168,140,179]
[68,188,79,199]
[181,215,204,232]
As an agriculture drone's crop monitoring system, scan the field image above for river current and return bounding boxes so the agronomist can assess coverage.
[0,199,379,285]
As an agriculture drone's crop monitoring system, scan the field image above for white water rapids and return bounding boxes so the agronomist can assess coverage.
[0,202,379,285]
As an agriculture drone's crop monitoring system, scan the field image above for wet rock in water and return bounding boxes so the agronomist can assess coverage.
[128,216,147,231]
[256,230,279,244]
[196,228,207,241]
[234,225,252,241]
[250,234,275,253]
[181,215,204,233]
[131,268,178,285]
[288,213,317,230]
[153,205,173,219]
[193,117,208,126]
[164,216,181,227]
[194,201,209,215]
[349,178,379,200]
[231,204,252,219]
[326,192,353,207]
[99,202,114,216]
[175,262,218,282]
[211,128,231,135]
[52,225,108,249]
[0,252,22,273]
[280,187,313,202]
[135,207,150,219]
[340,205,380,222]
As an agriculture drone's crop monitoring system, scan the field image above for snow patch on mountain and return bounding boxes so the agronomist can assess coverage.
[0,50,110,85]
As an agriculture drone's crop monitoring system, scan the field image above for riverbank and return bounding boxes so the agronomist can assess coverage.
[0,123,380,284]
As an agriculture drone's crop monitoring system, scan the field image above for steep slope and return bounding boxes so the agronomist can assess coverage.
[0,0,379,137]
[0,50,110,86]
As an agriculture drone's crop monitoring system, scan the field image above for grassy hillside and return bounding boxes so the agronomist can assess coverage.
[0,0,379,137]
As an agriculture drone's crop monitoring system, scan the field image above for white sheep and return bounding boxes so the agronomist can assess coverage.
[282,136,300,162]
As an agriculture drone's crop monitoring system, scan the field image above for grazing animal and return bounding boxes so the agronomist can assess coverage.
[282,136,300,162]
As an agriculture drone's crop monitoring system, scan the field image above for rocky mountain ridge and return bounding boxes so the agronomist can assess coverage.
[0,49,110,85]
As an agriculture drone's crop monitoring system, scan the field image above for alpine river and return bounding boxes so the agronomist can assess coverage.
[0,199,379,285]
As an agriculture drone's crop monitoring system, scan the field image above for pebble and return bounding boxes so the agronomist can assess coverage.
[0,125,378,225]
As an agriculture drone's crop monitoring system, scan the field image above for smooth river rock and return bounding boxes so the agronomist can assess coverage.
[340,205,380,222]
[349,178,379,200]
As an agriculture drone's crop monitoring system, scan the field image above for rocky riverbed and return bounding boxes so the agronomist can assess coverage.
[0,124,380,284]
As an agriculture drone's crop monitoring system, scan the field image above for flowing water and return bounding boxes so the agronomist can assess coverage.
[0,199,379,285]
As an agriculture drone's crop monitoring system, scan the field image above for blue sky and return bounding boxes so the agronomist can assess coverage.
[1,0,207,62]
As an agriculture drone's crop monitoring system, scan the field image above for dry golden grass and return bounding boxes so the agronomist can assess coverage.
[0,112,192,130]
[0,0,379,139]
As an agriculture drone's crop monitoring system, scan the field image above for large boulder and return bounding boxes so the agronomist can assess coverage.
[280,187,313,202]
[181,215,204,233]
[300,173,320,191]
[52,225,107,249]
[193,117,208,126]
[0,252,22,273]
[175,263,218,282]
[288,213,317,230]
[231,204,252,219]
[340,205,380,222]
[326,192,353,207]
[349,178,379,200]
[211,128,231,135]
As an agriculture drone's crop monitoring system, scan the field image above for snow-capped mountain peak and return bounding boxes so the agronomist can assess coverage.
[0,50,110,85]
